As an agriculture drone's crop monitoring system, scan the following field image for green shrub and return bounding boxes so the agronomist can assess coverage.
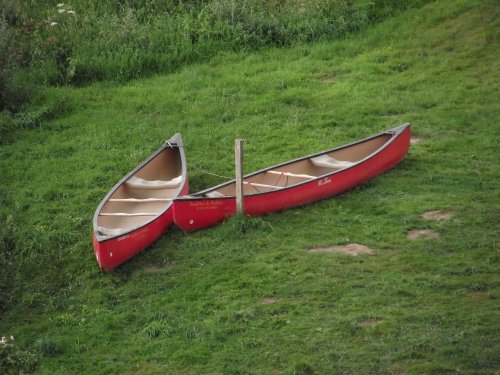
[0,0,432,126]
[142,321,166,339]
[0,69,34,113]
[1,0,432,91]
[0,336,38,374]
[33,337,65,357]
[0,96,68,144]
[0,12,35,112]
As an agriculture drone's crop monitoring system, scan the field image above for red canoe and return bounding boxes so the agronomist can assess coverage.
[173,124,410,232]
[93,134,188,271]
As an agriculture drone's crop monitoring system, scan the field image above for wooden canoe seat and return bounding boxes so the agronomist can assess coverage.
[126,175,182,190]
[97,226,127,237]
[310,155,353,169]
[205,191,226,198]
[108,198,172,202]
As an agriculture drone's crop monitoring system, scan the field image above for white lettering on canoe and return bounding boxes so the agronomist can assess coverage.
[117,227,149,241]
[190,200,224,210]
[318,177,332,187]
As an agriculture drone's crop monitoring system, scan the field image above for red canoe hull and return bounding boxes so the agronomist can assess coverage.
[93,133,188,271]
[93,182,188,271]
[173,125,410,232]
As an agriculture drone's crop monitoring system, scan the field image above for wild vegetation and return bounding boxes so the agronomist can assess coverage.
[0,0,427,115]
[1,0,499,373]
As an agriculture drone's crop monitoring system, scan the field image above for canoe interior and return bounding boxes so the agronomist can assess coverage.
[204,133,392,197]
[96,147,182,236]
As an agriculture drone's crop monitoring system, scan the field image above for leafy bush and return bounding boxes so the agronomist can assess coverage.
[0,0,434,135]
[32,337,65,357]
[0,12,35,113]
[0,336,37,374]
[0,95,68,144]
[1,0,432,90]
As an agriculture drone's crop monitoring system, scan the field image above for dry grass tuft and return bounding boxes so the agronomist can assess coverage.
[422,210,453,221]
[407,229,439,240]
[360,318,384,325]
[309,243,373,256]
[410,137,422,145]
[261,297,278,304]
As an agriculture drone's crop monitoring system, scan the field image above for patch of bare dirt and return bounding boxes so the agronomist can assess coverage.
[261,297,278,304]
[410,137,422,145]
[407,229,439,240]
[383,249,399,256]
[360,318,384,325]
[469,292,494,301]
[309,243,373,256]
[390,361,412,375]
[317,73,337,84]
[422,210,453,221]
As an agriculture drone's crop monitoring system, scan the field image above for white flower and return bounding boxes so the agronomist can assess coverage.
[50,22,58,26]
[0,337,7,345]
[67,10,76,15]
[10,336,14,340]
[58,9,66,13]
[57,3,64,7]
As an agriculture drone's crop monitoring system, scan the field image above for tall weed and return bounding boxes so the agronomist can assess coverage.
[0,13,34,112]
[1,0,431,89]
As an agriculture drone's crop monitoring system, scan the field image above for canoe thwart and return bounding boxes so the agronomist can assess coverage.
[267,170,316,179]
[108,198,172,202]
[125,175,182,190]
[310,155,353,169]
[243,181,283,189]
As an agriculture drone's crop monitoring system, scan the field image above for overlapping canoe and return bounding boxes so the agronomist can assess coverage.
[93,134,188,271]
[173,124,410,232]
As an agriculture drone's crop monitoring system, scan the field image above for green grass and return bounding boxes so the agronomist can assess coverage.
[1,0,429,114]
[1,0,499,373]
[0,0,435,143]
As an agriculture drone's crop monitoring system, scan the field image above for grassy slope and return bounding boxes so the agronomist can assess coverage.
[1,0,499,373]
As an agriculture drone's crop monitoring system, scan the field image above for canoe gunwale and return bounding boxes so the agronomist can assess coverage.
[175,123,409,202]
[93,133,187,243]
